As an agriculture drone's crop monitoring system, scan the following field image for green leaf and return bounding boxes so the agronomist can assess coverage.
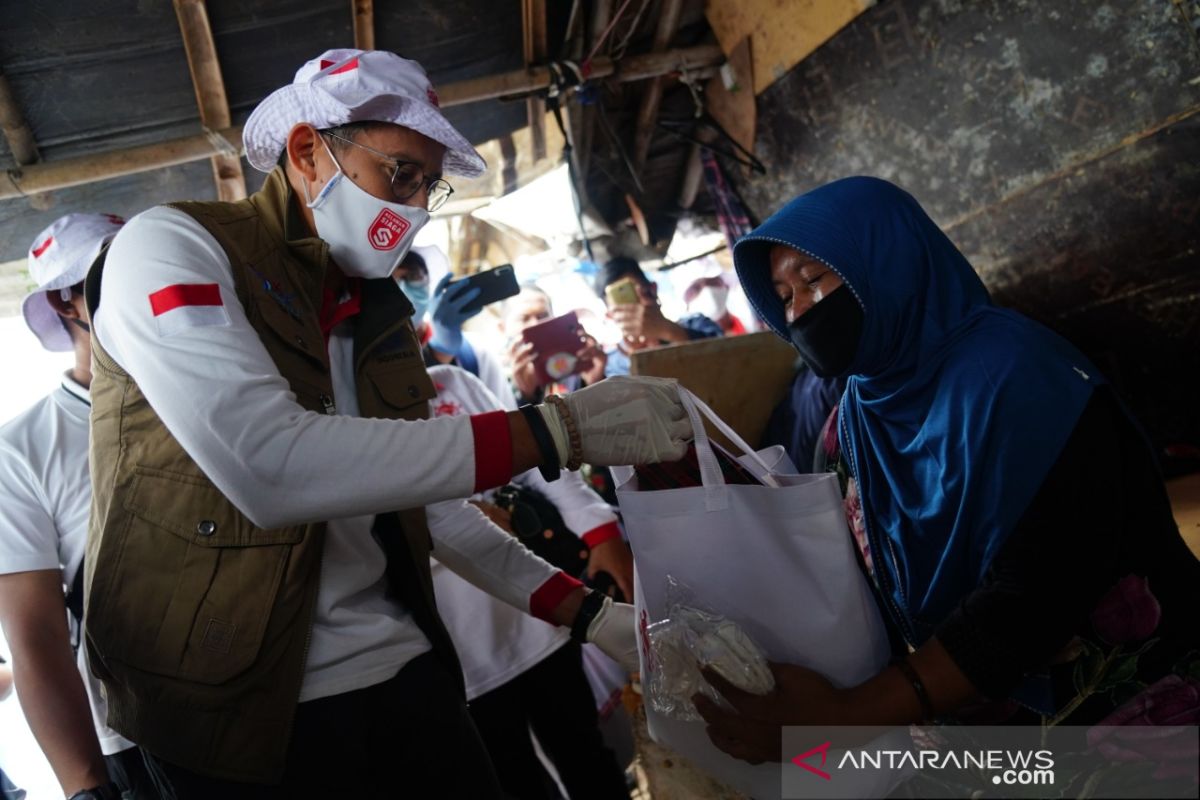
[1170,649,1200,680]
[1108,679,1147,708]
[1073,641,1109,694]
[1096,652,1142,692]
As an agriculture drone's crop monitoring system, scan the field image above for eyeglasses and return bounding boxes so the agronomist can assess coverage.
[321,131,455,212]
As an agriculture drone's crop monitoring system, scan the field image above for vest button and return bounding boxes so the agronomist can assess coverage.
[196,519,218,537]
[407,385,420,398]
[294,336,306,349]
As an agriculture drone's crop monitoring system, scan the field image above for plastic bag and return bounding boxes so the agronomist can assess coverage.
[645,577,775,721]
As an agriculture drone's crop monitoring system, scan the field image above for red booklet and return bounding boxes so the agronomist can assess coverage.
[523,311,584,386]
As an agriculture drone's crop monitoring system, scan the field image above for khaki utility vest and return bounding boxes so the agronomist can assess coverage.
[83,168,462,783]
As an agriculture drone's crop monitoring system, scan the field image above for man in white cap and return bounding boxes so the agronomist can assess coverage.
[0,214,151,800]
[84,49,688,797]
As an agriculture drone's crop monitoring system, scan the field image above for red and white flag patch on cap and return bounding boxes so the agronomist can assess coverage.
[31,236,55,259]
[149,283,230,337]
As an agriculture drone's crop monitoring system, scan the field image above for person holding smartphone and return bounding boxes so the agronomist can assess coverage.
[599,256,723,377]
[393,245,515,404]
[503,285,607,406]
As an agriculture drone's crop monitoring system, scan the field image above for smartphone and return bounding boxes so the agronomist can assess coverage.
[522,311,584,385]
[445,264,520,314]
[605,277,640,306]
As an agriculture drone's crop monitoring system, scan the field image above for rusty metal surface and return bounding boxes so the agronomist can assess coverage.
[730,0,1200,459]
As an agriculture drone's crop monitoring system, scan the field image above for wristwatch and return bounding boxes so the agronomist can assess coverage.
[66,782,122,800]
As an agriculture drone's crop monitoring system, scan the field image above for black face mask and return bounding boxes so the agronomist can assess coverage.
[786,285,863,377]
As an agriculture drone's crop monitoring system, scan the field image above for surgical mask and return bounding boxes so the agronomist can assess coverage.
[397,277,430,322]
[786,285,863,377]
[689,285,729,321]
[303,139,429,279]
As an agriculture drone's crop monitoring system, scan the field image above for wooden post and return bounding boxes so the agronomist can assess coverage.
[174,0,246,201]
[522,0,548,162]
[0,69,39,166]
[352,0,375,50]
[631,0,685,172]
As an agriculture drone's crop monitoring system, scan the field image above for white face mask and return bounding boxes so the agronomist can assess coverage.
[690,284,729,321]
[302,139,430,279]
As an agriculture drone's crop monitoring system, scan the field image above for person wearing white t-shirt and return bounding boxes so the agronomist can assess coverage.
[0,214,151,800]
[427,365,632,799]
[83,49,690,798]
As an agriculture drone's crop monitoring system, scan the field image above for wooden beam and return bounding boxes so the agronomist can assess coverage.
[174,0,246,201]
[439,43,723,106]
[352,0,375,50]
[0,44,725,201]
[632,0,685,171]
[0,126,243,201]
[0,69,39,165]
[522,0,548,161]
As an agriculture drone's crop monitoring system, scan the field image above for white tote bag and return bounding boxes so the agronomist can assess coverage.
[614,390,900,799]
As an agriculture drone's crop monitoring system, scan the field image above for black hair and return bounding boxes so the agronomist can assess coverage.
[596,256,649,296]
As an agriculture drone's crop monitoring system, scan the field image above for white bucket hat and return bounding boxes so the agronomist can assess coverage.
[243,49,486,178]
[22,212,125,352]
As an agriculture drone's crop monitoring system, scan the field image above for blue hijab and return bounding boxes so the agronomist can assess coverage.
[734,177,1101,643]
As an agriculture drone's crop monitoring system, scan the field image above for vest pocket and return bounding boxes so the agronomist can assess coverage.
[90,466,304,686]
[364,361,436,418]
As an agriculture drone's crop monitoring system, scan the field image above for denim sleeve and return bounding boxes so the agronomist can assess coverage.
[678,313,724,340]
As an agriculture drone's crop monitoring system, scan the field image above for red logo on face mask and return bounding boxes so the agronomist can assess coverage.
[368,208,411,251]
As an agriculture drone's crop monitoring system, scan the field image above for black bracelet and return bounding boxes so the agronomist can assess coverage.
[518,404,561,483]
[893,658,934,723]
[570,590,608,643]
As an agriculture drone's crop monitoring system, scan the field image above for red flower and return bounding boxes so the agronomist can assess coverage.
[1087,675,1200,781]
[1090,574,1162,646]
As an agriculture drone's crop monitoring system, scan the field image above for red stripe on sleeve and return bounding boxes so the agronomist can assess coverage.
[470,410,512,492]
[529,571,583,623]
[581,521,622,549]
[149,283,222,316]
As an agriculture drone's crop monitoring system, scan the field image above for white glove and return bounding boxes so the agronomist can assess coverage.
[587,596,640,674]
[537,375,690,467]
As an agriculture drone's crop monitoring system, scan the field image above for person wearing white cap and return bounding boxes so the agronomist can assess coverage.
[83,49,689,797]
[0,214,153,800]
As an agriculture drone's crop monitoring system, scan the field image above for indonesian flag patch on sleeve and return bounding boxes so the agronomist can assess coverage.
[148,283,231,337]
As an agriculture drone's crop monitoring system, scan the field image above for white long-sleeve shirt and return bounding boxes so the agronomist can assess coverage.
[426,366,620,697]
[95,206,574,701]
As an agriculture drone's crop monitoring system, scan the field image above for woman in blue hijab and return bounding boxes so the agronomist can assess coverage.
[692,177,1200,764]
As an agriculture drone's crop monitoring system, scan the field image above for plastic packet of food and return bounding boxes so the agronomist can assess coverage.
[644,576,775,721]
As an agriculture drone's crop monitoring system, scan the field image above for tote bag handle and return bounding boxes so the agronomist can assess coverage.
[611,388,780,504]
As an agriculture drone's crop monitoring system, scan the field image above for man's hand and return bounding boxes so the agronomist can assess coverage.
[576,334,607,386]
[586,538,634,602]
[608,284,690,348]
[508,338,541,400]
[0,570,110,794]
[428,274,482,355]
[545,375,690,467]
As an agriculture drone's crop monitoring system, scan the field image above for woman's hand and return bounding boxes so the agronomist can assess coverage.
[693,662,852,764]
